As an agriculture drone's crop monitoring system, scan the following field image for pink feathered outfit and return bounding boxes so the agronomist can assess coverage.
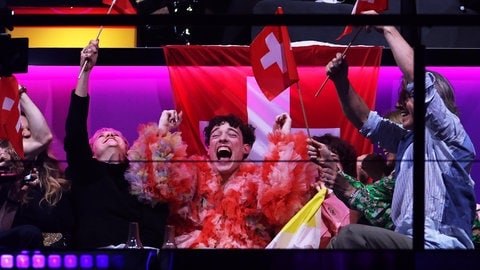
[125,123,318,248]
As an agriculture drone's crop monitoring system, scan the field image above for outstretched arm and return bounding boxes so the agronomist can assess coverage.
[363,10,414,82]
[327,53,371,129]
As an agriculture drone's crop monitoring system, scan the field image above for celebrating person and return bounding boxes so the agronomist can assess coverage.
[125,111,319,248]
[64,40,169,249]
[311,11,476,249]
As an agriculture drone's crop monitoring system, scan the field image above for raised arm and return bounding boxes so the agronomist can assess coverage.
[19,86,53,160]
[382,26,414,82]
[363,10,414,82]
[157,110,183,136]
[75,40,99,97]
[326,53,371,129]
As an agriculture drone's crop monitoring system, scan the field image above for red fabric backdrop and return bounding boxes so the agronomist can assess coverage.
[163,44,382,159]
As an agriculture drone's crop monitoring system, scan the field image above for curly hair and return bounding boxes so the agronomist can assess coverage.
[203,114,256,160]
[312,134,357,178]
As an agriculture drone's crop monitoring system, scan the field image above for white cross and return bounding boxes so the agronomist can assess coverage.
[2,96,14,111]
[197,77,340,160]
[260,32,287,73]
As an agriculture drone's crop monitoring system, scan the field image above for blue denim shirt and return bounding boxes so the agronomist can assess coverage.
[359,72,476,249]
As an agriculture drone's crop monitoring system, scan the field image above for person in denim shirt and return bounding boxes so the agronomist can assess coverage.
[311,14,476,249]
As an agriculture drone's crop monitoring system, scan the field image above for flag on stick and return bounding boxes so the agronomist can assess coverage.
[336,0,388,41]
[102,0,136,14]
[266,187,351,249]
[250,6,299,101]
[266,187,327,248]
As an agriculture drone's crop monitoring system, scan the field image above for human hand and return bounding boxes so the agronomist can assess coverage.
[80,40,99,72]
[158,110,183,134]
[361,10,392,34]
[326,52,348,81]
[273,113,291,134]
[306,138,332,165]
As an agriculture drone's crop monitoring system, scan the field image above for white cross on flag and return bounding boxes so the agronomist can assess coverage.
[250,6,299,101]
[0,76,24,158]
[337,0,389,40]
[162,44,382,159]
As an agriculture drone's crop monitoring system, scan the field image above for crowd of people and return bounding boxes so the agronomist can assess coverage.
[0,8,478,253]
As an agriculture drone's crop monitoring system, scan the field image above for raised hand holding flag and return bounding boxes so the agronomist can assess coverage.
[315,0,388,98]
[78,0,118,78]
[250,6,299,101]
[336,0,389,41]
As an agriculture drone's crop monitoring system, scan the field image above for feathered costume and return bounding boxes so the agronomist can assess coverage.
[125,123,318,248]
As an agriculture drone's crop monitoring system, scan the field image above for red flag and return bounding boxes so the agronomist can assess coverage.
[250,7,299,101]
[102,0,137,14]
[336,0,389,40]
[164,44,381,158]
[0,76,24,158]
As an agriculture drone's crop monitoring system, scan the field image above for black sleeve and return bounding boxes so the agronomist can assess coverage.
[64,90,93,174]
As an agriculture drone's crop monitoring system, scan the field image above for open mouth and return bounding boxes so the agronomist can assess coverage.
[400,109,409,117]
[216,146,232,160]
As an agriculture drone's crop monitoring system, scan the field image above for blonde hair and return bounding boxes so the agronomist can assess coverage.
[34,151,71,207]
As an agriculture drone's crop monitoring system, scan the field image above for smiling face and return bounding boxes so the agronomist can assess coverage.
[89,128,128,163]
[207,122,251,181]
[396,89,415,131]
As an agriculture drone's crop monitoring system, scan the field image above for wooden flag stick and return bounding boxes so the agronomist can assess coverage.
[314,27,363,98]
[296,82,311,138]
[78,0,117,79]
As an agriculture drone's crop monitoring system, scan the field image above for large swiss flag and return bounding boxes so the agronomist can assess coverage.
[163,44,382,160]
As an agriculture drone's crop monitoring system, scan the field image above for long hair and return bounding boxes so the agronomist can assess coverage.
[398,71,459,116]
[429,70,459,116]
[33,150,71,207]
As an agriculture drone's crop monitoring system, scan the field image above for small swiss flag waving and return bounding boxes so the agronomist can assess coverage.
[336,0,389,41]
[250,6,299,101]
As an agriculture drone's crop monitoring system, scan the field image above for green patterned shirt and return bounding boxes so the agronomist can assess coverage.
[343,173,395,230]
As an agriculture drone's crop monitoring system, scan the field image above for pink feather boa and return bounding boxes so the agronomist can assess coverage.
[125,124,318,248]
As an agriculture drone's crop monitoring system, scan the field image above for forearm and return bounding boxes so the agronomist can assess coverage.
[20,92,53,158]
[64,92,92,162]
[333,78,370,129]
[75,71,90,97]
[383,26,414,82]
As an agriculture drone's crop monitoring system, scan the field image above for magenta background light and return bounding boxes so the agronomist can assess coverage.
[32,253,46,268]
[47,254,62,268]
[13,65,480,198]
[15,253,29,268]
[63,254,77,268]
[0,254,14,268]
